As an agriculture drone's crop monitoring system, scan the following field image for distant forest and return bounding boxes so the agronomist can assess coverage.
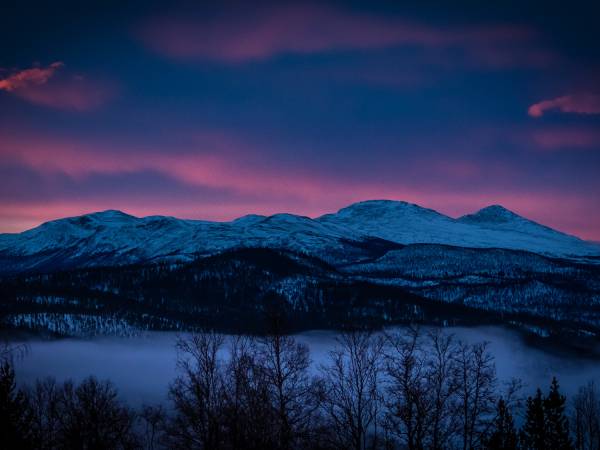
[1,248,599,355]
[2,322,599,450]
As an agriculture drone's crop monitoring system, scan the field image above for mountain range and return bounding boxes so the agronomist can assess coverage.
[1,200,599,341]
[1,200,598,275]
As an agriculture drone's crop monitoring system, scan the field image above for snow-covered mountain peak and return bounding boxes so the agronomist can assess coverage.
[317,200,460,247]
[37,210,137,231]
[231,214,267,226]
[89,209,133,218]
[456,204,580,243]
[262,213,313,223]
[458,205,522,224]
[317,200,598,258]
[80,210,137,224]
[321,199,446,221]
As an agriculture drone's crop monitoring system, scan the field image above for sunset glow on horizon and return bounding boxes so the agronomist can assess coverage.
[1,1,599,239]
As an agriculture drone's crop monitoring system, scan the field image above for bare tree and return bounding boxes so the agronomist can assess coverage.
[383,326,429,450]
[0,340,28,363]
[56,376,139,450]
[166,332,227,449]
[424,329,461,450]
[382,327,464,450]
[454,341,497,450]
[222,335,278,450]
[321,330,384,450]
[27,377,62,449]
[139,405,166,450]
[257,331,322,449]
[573,381,600,450]
[165,330,321,450]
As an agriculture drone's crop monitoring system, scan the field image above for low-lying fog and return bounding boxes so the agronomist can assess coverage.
[11,326,600,406]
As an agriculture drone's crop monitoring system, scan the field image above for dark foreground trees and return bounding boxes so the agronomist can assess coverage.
[0,361,33,449]
[572,381,600,450]
[321,331,383,450]
[161,329,580,450]
[485,399,518,450]
[167,332,227,449]
[165,330,323,450]
[0,330,593,450]
[520,378,573,450]
[1,341,138,449]
[381,328,502,450]
[0,365,137,449]
[19,376,137,449]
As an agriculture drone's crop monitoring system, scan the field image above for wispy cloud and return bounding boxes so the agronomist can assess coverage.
[2,127,599,239]
[0,62,64,91]
[0,62,115,111]
[137,4,551,68]
[532,127,600,150]
[528,93,600,117]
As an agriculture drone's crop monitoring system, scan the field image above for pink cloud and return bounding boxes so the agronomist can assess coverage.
[0,129,335,200]
[0,128,496,212]
[1,128,599,240]
[138,5,447,62]
[0,129,510,206]
[0,62,63,91]
[137,5,548,68]
[0,62,114,111]
[528,93,600,117]
[532,127,600,150]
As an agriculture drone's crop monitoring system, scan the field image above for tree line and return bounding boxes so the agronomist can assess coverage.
[8,246,586,339]
[1,327,599,450]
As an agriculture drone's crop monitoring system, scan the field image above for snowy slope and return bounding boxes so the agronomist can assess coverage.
[0,200,598,274]
[318,200,600,259]
[0,209,370,273]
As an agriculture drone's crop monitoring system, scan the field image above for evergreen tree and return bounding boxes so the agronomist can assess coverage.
[0,361,33,449]
[486,398,518,450]
[521,389,546,450]
[544,377,572,450]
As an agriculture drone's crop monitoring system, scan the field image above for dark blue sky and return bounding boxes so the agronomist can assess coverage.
[1,0,599,239]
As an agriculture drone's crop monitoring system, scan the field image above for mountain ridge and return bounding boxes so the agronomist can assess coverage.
[0,200,598,276]
[1,200,586,238]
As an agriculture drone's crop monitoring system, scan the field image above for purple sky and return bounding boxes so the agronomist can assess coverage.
[1,1,599,239]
